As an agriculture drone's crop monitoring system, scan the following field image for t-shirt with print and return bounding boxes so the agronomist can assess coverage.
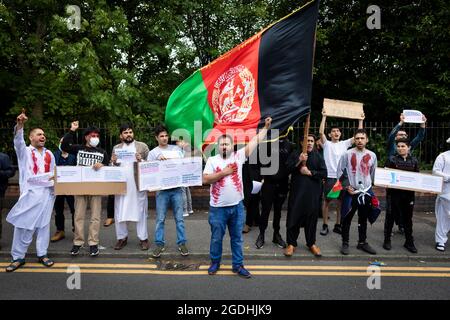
[61,131,109,167]
[323,138,352,178]
[147,144,184,161]
[203,148,247,207]
[336,148,377,190]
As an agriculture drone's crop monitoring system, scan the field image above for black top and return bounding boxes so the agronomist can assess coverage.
[0,152,15,197]
[61,131,109,166]
[385,154,419,173]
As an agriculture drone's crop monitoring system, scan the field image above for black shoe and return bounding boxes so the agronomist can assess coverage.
[272,233,287,249]
[333,224,342,234]
[398,226,405,235]
[357,242,377,255]
[341,242,349,255]
[383,239,392,251]
[89,245,99,257]
[255,233,264,249]
[70,245,81,256]
[404,242,418,253]
[320,224,329,236]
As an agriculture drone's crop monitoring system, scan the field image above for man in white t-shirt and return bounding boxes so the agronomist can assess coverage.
[318,109,363,236]
[147,124,190,258]
[203,117,272,279]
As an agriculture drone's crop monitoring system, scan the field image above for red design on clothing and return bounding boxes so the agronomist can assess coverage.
[360,153,371,176]
[229,162,242,193]
[211,166,225,205]
[350,153,357,174]
[31,149,52,174]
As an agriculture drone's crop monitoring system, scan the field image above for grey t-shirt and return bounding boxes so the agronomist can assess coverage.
[337,148,377,190]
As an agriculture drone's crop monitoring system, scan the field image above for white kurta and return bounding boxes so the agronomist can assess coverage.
[114,142,148,223]
[433,150,450,245]
[6,127,56,230]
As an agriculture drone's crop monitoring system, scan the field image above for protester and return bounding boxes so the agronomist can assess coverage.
[61,121,109,257]
[284,134,327,257]
[383,139,419,253]
[337,129,379,255]
[242,157,261,234]
[256,138,294,249]
[111,123,150,251]
[203,117,272,279]
[5,111,56,272]
[0,151,16,251]
[175,139,194,217]
[318,110,363,236]
[386,112,427,234]
[147,125,190,258]
[432,137,450,252]
[50,138,76,242]
[104,195,115,227]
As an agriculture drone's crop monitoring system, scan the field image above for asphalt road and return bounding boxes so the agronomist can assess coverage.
[1,257,449,301]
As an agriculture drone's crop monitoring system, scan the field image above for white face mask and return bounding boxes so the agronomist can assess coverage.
[89,137,100,147]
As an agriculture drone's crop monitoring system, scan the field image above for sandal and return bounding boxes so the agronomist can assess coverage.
[38,256,54,267]
[5,259,26,272]
[435,243,445,252]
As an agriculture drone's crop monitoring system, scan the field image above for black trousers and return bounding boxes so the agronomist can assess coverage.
[286,212,318,248]
[107,195,115,219]
[54,195,75,232]
[0,197,3,240]
[386,193,404,228]
[244,193,261,227]
[341,194,372,244]
[259,180,288,235]
[385,191,414,243]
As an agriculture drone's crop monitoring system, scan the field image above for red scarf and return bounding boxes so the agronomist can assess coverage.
[31,149,52,174]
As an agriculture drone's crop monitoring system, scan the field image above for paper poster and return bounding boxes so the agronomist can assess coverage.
[137,157,203,191]
[27,172,54,187]
[403,110,424,124]
[115,149,136,163]
[374,167,443,194]
[56,166,126,183]
[55,166,82,183]
[251,181,263,194]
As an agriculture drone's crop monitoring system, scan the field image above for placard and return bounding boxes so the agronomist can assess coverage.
[374,167,443,194]
[115,149,136,163]
[403,110,425,124]
[27,172,54,188]
[137,157,203,192]
[323,98,364,120]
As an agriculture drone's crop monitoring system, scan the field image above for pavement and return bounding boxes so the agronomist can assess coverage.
[0,206,448,263]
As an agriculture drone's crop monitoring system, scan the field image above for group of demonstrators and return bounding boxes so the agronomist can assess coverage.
[1,110,450,279]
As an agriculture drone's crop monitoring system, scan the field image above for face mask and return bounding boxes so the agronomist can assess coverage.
[89,137,100,147]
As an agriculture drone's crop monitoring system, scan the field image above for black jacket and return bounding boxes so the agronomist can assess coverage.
[385,154,419,173]
[0,152,15,198]
[61,131,109,166]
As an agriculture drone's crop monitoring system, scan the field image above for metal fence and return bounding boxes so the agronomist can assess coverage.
[1,120,449,169]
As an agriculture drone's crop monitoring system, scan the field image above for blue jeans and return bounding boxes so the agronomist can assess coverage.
[208,201,245,267]
[155,188,186,246]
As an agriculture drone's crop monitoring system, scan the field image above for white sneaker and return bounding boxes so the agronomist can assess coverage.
[188,210,194,214]
[183,212,189,217]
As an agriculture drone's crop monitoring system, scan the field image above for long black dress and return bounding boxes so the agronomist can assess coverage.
[285,149,327,247]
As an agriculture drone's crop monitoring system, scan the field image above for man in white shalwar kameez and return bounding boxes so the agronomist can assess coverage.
[111,124,150,250]
[433,137,450,252]
[5,111,56,272]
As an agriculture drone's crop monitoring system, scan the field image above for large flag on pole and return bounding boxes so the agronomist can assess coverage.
[165,0,319,150]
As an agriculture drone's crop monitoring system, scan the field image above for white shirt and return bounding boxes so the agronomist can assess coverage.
[323,138,353,178]
[203,148,247,207]
[147,145,184,161]
[433,151,450,196]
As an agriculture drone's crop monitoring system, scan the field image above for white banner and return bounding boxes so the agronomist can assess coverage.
[137,157,203,191]
[374,167,443,194]
[56,166,126,183]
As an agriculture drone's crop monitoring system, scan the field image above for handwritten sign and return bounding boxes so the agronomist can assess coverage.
[323,98,364,120]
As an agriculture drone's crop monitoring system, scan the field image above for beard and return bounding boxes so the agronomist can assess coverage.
[124,137,134,144]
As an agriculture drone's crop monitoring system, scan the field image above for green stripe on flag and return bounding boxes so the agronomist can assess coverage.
[165,70,214,150]
[327,180,343,199]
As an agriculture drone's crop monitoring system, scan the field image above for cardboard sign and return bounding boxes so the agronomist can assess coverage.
[374,167,443,194]
[54,166,126,195]
[323,98,364,120]
[136,157,203,192]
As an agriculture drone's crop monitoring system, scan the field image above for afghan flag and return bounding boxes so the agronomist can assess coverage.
[165,0,319,151]
[327,180,343,199]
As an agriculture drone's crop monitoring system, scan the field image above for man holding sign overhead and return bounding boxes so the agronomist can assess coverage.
[110,123,150,251]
